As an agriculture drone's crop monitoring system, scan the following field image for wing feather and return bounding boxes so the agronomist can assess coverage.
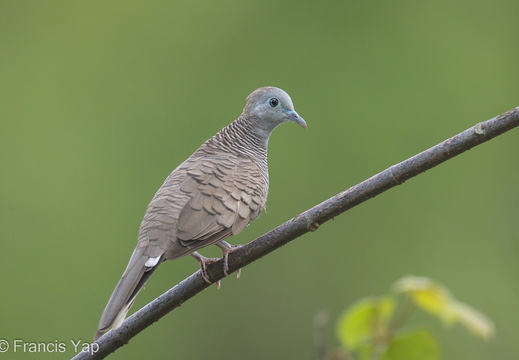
[175,155,267,253]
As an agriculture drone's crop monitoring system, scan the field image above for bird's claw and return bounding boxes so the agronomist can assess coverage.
[192,242,243,289]
[216,241,243,277]
[191,252,220,286]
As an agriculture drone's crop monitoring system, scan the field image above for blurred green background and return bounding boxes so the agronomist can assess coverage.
[1,1,518,359]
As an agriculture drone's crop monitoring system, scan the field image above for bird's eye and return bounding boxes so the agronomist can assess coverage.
[269,98,279,107]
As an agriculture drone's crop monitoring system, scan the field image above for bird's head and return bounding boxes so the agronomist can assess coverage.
[243,87,307,133]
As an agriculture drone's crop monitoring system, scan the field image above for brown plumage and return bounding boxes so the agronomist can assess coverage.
[94,87,306,340]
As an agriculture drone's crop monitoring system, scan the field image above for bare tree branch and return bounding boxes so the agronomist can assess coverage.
[72,106,519,359]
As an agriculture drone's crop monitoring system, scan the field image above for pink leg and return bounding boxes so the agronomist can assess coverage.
[215,241,243,277]
[191,252,221,289]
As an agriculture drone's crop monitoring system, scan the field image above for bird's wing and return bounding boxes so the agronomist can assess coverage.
[175,155,266,250]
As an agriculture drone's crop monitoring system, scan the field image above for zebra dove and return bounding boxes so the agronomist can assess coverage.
[94,86,306,340]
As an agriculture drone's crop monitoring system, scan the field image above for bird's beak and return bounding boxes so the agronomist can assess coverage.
[286,110,307,129]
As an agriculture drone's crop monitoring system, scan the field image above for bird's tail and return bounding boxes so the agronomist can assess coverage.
[94,248,163,341]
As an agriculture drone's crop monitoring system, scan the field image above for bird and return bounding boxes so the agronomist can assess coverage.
[94,86,306,340]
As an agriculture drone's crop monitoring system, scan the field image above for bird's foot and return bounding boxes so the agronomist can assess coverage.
[216,241,243,277]
[191,252,221,289]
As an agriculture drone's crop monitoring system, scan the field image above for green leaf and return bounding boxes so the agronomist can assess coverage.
[450,299,495,340]
[383,329,441,360]
[336,296,396,351]
[393,276,455,323]
[393,276,495,340]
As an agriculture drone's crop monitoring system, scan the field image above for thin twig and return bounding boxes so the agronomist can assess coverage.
[314,310,330,360]
[72,107,519,359]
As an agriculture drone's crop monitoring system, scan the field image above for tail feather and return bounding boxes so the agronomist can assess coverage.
[94,249,163,341]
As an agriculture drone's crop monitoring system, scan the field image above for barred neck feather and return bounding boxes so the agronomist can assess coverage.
[205,116,270,175]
